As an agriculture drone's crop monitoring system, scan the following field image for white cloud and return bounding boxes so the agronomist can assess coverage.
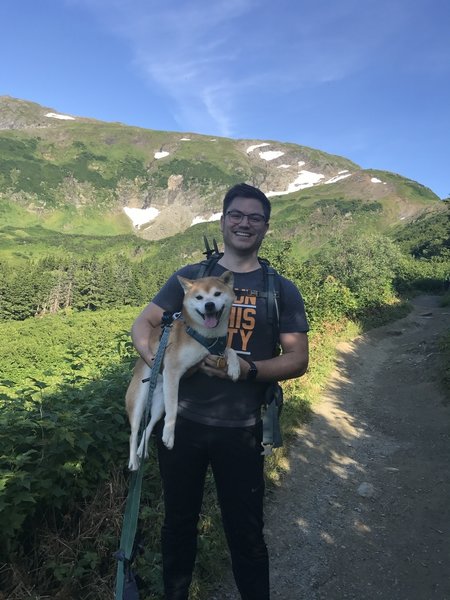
[68,0,421,138]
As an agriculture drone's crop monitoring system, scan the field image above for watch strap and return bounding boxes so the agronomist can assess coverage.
[246,360,258,381]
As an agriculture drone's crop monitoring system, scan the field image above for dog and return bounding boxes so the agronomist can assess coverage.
[126,270,240,470]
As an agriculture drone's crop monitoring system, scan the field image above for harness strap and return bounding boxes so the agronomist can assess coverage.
[115,316,174,600]
[185,325,227,355]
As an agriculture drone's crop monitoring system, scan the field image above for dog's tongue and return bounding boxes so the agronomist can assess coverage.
[204,314,219,328]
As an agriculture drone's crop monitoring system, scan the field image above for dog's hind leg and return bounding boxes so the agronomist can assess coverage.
[136,376,164,460]
[126,360,154,471]
[127,382,149,471]
[161,370,184,450]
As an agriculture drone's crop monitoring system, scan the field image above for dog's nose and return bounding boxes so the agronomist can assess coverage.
[204,301,215,312]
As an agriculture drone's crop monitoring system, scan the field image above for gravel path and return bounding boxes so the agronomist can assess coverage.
[210,295,450,600]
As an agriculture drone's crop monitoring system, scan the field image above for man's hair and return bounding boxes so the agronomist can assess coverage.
[222,183,271,222]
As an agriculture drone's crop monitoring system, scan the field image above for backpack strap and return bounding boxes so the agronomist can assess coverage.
[197,237,223,278]
[258,259,281,355]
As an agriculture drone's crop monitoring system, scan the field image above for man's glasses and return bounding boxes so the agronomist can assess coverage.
[225,210,267,226]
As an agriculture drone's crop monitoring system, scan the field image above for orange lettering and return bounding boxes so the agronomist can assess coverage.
[242,308,256,329]
[240,329,253,352]
[228,306,237,328]
[227,328,238,346]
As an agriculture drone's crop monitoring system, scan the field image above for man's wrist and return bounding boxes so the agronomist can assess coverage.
[246,360,258,381]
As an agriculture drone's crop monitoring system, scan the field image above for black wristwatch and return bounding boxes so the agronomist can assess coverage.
[246,361,258,381]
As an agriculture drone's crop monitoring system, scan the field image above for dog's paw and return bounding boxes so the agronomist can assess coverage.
[136,443,149,460]
[225,350,240,382]
[128,456,140,471]
[227,362,240,382]
[162,426,175,450]
[227,358,240,381]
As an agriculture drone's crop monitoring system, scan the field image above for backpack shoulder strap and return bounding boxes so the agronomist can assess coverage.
[258,258,281,353]
[197,253,223,278]
[197,236,223,278]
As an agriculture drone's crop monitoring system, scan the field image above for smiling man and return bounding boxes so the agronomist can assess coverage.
[131,183,309,600]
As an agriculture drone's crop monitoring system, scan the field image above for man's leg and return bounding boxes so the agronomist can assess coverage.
[156,417,209,600]
[211,423,269,600]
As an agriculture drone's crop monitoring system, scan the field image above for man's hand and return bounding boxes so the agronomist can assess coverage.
[200,354,233,379]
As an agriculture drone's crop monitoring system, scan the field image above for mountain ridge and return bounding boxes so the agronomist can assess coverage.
[0,96,442,243]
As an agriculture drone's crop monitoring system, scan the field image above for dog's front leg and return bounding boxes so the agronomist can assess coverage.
[225,348,241,382]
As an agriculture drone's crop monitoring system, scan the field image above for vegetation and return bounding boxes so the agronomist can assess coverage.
[1,204,449,598]
[0,97,448,599]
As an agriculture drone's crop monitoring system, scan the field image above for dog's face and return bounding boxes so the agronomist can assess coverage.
[177,271,235,330]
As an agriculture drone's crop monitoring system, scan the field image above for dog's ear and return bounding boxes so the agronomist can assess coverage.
[220,270,234,288]
[177,275,194,293]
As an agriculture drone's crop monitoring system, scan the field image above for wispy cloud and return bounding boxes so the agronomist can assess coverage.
[66,0,447,136]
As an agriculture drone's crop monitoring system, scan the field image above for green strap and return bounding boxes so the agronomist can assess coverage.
[115,323,172,600]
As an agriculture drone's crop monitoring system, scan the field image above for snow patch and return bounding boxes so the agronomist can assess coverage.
[287,170,325,191]
[246,143,270,153]
[266,170,325,197]
[180,137,191,141]
[45,112,75,121]
[123,207,159,228]
[154,151,170,159]
[277,164,292,169]
[338,170,349,174]
[259,150,285,161]
[371,177,382,183]
[325,173,352,185]
[191,212,222,226]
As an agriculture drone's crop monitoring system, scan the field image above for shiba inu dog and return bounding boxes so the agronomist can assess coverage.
[126,271,240,470]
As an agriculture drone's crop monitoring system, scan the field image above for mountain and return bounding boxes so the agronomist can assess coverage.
[0,96,444,249]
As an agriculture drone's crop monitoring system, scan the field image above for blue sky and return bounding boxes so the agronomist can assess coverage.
[1,0,449,198]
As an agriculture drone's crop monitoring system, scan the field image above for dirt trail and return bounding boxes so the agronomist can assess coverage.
[211,295,450,600]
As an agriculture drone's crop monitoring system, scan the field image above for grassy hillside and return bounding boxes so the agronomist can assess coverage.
[1,96,442,245]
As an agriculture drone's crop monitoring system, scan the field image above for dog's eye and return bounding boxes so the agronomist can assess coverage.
[196,295,203,300]
[214,291,221,297]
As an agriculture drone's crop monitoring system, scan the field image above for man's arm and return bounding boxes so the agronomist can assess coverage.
[202,331,309,382]
[244,331,309,381]
[131,302,165,366]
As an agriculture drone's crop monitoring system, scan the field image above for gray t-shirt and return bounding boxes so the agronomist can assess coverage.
[152,262,309,427]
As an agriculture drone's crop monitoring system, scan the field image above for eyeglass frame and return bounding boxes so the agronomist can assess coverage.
[225,209,268,225]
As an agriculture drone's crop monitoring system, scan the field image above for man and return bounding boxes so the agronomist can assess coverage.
[131,183,309,599]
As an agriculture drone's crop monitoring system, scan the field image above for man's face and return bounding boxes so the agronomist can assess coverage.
[220,196,269,254]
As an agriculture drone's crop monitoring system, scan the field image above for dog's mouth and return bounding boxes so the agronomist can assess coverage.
[196,306,224,328]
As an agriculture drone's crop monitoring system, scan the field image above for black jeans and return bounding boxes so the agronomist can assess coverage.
[156,416,269,600]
